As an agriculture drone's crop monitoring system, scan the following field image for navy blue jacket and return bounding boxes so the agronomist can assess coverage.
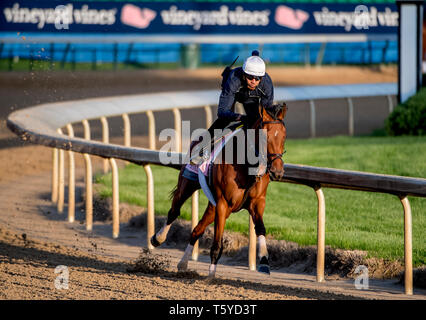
[218,67,274,121]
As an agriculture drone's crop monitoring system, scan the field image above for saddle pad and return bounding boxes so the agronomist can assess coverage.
[184,127,243,177]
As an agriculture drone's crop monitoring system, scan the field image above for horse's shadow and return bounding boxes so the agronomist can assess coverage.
[2,234,365,300]
[34,183,407,299]
[24,188,411,299]
[37,183,259,271]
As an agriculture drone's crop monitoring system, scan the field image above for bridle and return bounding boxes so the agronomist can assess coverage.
[261,119,286,171]
[253,106,286,173]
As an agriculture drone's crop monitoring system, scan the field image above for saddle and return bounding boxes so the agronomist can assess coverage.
[183,120,264,206]
[189,121,243,166]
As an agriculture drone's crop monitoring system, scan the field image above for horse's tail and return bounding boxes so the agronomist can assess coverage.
[169,183,179,201]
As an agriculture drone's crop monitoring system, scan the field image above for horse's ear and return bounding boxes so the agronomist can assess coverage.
[274,102,288,120]
[281,102,288,119]
[267,103,288,120]
[259,104,265,118]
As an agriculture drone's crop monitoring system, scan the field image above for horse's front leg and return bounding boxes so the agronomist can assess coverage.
[248,198,270,275]
[208,198,230,278]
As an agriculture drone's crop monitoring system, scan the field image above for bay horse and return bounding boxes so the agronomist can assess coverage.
[151,103,287,277]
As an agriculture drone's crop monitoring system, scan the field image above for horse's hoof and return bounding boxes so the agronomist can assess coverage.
[258,264,270,275]
[177,260,188,272]
[258,256,270,275]
[150,235,161,248]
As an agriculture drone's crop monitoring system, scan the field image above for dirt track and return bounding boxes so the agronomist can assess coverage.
[1,65,425,301]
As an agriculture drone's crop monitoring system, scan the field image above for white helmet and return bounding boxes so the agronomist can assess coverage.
[243,55,265,77]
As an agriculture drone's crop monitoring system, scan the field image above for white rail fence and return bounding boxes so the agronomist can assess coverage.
[8,83,425,296]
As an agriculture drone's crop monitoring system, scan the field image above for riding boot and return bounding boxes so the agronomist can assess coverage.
[189,133,211,165]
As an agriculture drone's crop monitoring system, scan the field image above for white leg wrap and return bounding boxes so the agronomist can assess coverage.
[156,222,171,243]
[258,235,268,259]
[177,244,193,271]
[208,264,217,277]
[183,244,194,257]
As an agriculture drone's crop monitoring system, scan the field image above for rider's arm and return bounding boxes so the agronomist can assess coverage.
[217,70,244,121]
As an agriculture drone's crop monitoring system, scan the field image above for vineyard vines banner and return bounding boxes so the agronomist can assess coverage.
[0,1,398,34]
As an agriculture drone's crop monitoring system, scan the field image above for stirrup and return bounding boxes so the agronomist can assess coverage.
[190,143,211,165]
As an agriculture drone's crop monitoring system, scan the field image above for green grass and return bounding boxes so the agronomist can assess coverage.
[95,135,426,266]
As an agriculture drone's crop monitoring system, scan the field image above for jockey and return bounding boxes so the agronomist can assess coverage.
[213,50,274,132]
[190,51,274,165]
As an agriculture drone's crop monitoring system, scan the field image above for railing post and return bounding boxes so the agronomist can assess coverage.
[387,95,394,114]
[145,112,156,250]
[122,113,131,166]
[100,116,109,173]
[109,158,119,239]
[315,42,326,67]
[172,108,182,152]
[83,154,93,231]
[314,185,326,282]
[82,119,93,231]
[204,105,212,128]
[66,124,75,223]
[249,214,257,271]
[191,190,199,261]
[144,164,155,250]
[122,113,131,147]
[57,128,65,214]
[309,100,316,138]
[399,195,413,295]
[51,148,58,203]
[305,43,311,67]
[347,98,354,136]
[146,110,156,150]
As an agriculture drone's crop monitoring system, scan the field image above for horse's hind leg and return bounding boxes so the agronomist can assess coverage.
[208,198,230,277]
[177,204,215,272]
[151,172,199,247]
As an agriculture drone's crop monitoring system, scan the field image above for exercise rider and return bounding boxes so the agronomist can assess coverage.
[190,51,275,164]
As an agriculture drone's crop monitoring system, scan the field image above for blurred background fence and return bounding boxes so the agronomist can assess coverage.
[0,40,398,71]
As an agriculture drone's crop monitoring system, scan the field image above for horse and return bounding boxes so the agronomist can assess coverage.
[151,102,287,277]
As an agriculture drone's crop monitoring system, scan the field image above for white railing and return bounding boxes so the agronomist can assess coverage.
[8,83,425,296]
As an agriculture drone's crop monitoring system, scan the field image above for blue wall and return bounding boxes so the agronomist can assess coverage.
[0,37,398,66]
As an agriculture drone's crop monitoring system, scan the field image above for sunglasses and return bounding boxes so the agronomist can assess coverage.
[244,74,262,81]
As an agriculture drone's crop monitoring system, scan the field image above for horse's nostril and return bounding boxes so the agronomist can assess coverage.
[273,170,284,180]
[270,169,280,180]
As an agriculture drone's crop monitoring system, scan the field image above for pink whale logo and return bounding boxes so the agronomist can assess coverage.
[121,4,156,29]
[275,5,309,30]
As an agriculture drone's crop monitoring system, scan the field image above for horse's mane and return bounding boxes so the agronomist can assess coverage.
[265,103,287,120]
